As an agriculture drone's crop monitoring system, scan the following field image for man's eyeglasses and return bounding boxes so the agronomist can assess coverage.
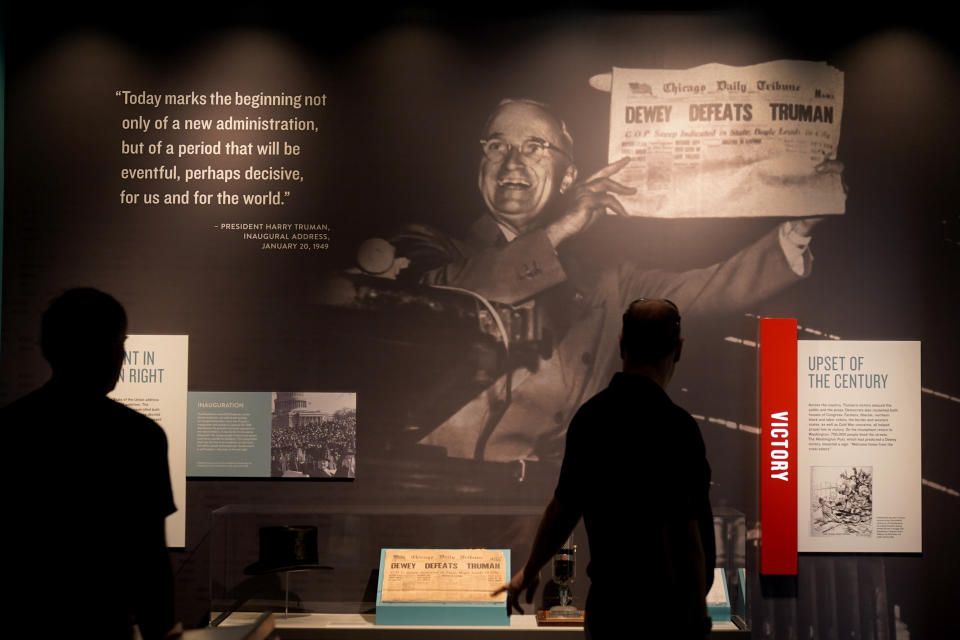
[479,137,571,162]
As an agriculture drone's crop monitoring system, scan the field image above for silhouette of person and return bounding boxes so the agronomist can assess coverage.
[3,288,179,639]
[494,299,714,639]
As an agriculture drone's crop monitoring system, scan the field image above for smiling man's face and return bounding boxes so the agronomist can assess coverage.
[478,101,576,236]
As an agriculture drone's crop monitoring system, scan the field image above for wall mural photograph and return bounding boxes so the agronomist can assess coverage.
[2,5,958,638]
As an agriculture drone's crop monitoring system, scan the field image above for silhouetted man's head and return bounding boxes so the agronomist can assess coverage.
[620,298,682,367]
[41,288,127,393]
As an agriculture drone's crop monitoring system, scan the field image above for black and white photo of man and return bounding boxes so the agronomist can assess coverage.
[367,98,832,465]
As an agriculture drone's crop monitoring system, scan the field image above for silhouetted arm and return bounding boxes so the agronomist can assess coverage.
[491,495,582,614]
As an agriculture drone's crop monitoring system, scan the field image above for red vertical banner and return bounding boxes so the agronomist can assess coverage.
[759,318,798,575]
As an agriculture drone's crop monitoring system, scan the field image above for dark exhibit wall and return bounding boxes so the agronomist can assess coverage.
[3,7,958,637]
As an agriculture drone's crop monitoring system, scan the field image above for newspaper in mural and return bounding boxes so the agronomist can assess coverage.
[601,60,845,218]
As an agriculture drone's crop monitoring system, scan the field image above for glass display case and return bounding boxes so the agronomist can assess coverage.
[713,506,748,630]
[208,503,748,635]
[209,504,543,617]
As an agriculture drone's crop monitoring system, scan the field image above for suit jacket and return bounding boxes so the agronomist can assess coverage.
[399,215,805,462]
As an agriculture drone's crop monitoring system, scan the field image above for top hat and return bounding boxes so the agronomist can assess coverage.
[243,525,333,575]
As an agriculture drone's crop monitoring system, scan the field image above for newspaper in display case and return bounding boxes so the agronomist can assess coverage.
[376,549,510,626]
[601,60,845,218]
[380,549,508,603]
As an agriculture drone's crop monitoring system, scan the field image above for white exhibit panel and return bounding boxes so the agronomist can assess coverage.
[797,340,921,553]
[109,334,189,547]
[606,60,846,219]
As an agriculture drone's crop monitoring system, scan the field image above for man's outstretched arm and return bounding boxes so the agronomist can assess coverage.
[492,495,582,614]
